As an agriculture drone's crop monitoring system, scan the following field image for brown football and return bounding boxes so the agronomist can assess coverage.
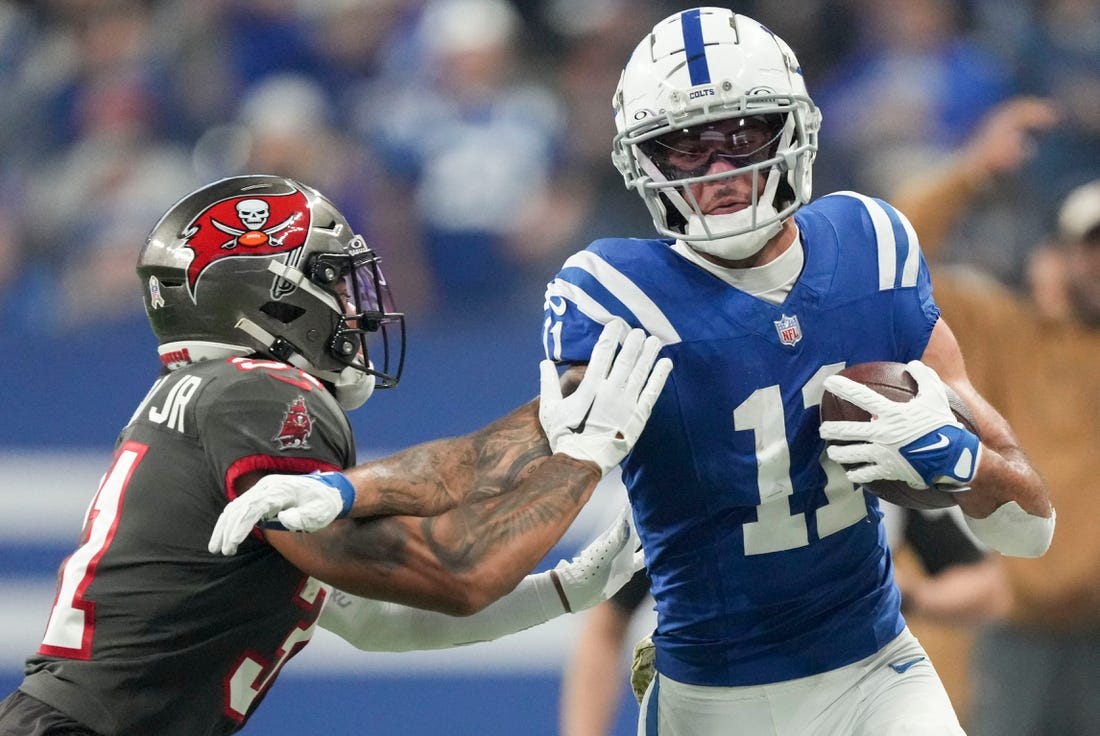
[819,361,980,510]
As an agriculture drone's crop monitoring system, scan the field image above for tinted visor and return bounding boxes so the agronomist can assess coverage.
[641,114,784,179]
[313,237,406,388]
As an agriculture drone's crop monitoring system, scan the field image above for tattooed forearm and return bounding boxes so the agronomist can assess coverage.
[344,449,460,519]
[459,401,553,503]
[344,398,550,519]
[289,366,617,612]
[338,400,582,573]
[422,455,595,571]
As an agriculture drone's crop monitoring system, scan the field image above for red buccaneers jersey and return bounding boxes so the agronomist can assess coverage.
[18,357,354,735]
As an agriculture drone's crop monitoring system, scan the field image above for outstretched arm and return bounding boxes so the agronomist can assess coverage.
[206,410,546,546]
[269,400,599,614]
[209,319,661,549]
[212,321,671,613]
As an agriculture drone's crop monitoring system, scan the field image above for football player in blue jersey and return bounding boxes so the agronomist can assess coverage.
[215,8,1056,736]
[536,8,1054,735]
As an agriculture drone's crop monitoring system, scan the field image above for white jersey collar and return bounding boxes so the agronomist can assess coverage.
[672,231,805,306]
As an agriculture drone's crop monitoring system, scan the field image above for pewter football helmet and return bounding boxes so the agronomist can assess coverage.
[137,175,405,408]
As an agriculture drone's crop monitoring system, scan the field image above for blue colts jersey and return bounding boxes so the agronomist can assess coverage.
[543,192,940,686]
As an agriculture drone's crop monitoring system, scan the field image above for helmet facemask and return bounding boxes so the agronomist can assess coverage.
[617,96,818,261]
[304,238,406,390]
[236,235,406,409]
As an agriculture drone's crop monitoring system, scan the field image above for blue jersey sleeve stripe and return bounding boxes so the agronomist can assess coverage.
[681,8,711,85]
[873,197,919,288]
[895,209,921,287]
[832,191,919,291]
[561,251,682,344]
[545,278,621,327]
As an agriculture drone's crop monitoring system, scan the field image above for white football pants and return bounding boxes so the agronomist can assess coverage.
[637,628,964,736]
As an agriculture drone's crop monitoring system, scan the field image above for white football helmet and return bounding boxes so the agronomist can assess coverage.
[612,8,821,260]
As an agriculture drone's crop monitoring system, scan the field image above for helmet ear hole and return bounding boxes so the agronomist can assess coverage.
[331,335,360,359]
[260,301,306,324]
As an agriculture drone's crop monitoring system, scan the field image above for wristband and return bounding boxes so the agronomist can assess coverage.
[311,471,356,518]
[964,501,1055,558]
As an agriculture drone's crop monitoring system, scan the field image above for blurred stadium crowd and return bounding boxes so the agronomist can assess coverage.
[0,0,1096,338]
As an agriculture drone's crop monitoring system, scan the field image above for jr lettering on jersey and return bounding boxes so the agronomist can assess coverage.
[148,375,203,433]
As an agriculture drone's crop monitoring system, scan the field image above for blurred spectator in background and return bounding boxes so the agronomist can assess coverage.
[219,0,327,89]
[352,0,567,321]
[954,179,1100,736]
[813,0,1013,196]
[889,95,1061,287]
[522,1,665,256]
[923,0,1100,290]
[1012,0,1100,199]
[17,71,198,332]
[0,0,199,333]
[0,0,1091,336]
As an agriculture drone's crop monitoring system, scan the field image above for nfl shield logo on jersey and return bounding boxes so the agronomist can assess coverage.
[774,314,803,346]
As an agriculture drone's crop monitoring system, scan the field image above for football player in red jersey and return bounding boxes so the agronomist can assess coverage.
[0,175,670,736]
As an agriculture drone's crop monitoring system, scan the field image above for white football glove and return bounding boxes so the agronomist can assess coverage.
[539,319,672,476]
[208,471,355,556]
[552,504,644,612]
[819,360,982,490]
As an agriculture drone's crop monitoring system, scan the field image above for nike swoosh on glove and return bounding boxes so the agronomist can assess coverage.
[819,360,982,490]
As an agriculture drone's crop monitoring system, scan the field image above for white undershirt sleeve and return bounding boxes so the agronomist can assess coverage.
[318,572,566,652]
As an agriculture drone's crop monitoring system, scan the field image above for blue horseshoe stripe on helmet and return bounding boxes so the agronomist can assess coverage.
[681,8,711,85]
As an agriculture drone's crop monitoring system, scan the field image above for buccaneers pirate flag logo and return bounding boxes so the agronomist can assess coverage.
[181,190,311,301]
[273,396,313,450]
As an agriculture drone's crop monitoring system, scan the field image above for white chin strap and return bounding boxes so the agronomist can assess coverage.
[329,365,375,410]
[683,206,783,261]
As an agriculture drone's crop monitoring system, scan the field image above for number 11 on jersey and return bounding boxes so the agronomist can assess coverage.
[737,364,866,555]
